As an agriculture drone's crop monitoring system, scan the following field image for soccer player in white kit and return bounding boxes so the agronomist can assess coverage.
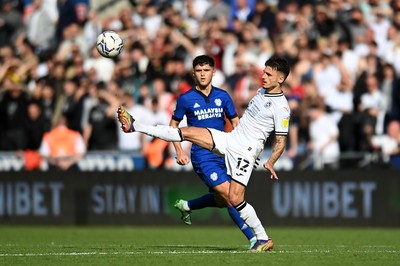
[117,56,291,252]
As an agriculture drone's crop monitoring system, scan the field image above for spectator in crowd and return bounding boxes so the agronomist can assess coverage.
[307,103,340,170]
[143,97,171,169]
[60,79,85,134]
[84,45,116,83]
[381,63,400,123]
[83,82,119,150]
[0,68,30,150]
[38,115,86,171]
[372,120,400,170]
[0,0,24,47]
[247,0,277,38]
[325,52,355,152]
[56,0,89,43]
[25,100,46,150]
[204,0,231,25]
[117,91,155,156]
[25,0,56,55]
[358,74,386,151]
[38,81,58,132]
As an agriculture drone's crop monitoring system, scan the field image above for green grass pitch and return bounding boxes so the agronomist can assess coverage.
[0,226,399,266]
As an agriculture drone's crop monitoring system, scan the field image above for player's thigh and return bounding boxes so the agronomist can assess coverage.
[192,157,230,190]
[198,159,231,207]
[181,127,214,151]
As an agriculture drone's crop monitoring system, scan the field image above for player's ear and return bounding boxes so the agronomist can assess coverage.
[278,73,285,84]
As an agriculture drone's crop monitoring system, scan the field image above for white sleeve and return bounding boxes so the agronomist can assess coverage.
[274,105,290,136]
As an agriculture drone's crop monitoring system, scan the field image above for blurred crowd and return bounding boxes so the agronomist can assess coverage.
[0,0,400,171]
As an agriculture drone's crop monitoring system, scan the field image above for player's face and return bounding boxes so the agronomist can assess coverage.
[193,64,215,89]
[262,66,285,92]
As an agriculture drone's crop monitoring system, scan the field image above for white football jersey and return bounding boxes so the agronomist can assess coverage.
[230,88,290,151]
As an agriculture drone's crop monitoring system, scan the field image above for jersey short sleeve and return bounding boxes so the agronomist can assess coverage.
[274,104,290,136]
[172,95,186,122]
[223,91,238,120]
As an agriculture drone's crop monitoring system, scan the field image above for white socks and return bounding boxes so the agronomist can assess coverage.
[183,201,190,211]
[134,122,183,142]
[236,201,268,240]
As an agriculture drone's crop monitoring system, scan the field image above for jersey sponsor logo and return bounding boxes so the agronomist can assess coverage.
[193,103,200,108]
[214,98,222,107]
[210,172,218,181]
[194,108,224,120]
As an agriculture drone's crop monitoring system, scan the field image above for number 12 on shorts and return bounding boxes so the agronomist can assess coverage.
[236,157,250,173]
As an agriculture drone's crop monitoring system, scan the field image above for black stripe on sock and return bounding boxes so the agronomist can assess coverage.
[234,201,247,211]
[177,128,184,142]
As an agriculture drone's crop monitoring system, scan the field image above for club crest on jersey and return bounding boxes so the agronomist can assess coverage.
[265,102,272,108]
[214,99,222,106]
[210,172,218,181]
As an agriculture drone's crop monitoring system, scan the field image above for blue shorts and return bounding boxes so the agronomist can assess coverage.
[191,157,231,190]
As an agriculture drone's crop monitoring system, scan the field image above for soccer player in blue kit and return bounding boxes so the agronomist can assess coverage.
[169,55,256,248]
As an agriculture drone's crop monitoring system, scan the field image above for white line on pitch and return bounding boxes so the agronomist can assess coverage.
[0,249,399,257]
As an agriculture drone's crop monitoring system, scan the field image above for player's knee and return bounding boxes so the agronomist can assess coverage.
[214,190,230,207]
[228,194,242,207]
[180,127,196,138]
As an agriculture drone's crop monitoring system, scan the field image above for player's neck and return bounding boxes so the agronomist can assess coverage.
[265,86,282,94]
[195,85,212,96]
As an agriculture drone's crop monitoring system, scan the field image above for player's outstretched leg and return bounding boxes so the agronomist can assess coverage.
[174,199,192,225]
[117,106,184,142]
[117,106,136,133]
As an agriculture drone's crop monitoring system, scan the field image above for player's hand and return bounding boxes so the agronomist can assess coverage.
[263,162,279,180]
[175,153,190,165]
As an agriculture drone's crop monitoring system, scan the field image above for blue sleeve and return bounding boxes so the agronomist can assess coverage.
[223,92,238,119]
[171,95,185,121]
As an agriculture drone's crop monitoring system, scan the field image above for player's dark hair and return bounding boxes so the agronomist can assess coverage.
[265,56,290,79]
[193,55,215,68]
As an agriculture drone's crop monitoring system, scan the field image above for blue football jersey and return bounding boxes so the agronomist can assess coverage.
[172,86,238,161]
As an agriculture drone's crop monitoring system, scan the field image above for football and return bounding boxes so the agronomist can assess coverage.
[96,31,124,58]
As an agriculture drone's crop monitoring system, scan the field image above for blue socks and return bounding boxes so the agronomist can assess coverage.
[188,193,218,209]
[227,206,256,242]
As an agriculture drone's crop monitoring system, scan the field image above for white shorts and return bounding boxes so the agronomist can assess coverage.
[208,128,262,187]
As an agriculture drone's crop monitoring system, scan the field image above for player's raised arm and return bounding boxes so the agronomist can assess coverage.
[264,135,287,179]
